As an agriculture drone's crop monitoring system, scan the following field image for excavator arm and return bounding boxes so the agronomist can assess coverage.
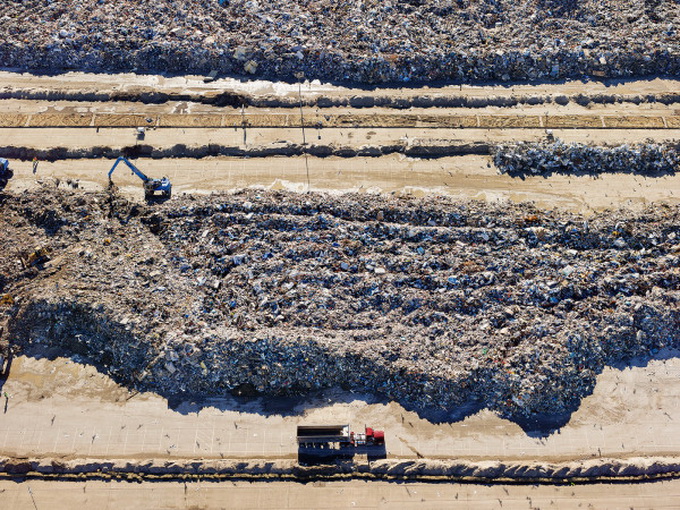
[108,156,151,183]
[107,156,171,200]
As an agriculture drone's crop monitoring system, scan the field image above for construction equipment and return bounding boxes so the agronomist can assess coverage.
[297,424,386,464]
[107,156,171,200]
[0,158,13,190]
[19,246,51,269]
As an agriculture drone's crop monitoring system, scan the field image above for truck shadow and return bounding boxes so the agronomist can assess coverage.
[296,425,387,465]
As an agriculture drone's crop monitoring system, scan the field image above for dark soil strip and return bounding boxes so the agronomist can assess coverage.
[0,142,492,161]
[1,88,679,109]
[1,457,679,485]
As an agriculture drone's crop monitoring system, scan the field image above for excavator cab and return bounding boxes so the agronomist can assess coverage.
[142,177,172,200]
[0,158,13,191]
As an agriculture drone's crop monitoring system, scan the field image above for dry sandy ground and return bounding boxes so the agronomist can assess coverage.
[1,71,679,103]
[2,71,679,214]
[1,351,678,465]
[2,478,680,510]
[7,154,680,213]
[2,71,679,213]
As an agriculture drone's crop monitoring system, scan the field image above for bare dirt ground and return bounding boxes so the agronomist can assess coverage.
[2,72,679,213]
[2,478,680,510]
[2,351,679,463]
[1,72,678,103]
[7,154,680,213]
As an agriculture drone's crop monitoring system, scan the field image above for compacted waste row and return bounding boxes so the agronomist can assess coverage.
[1,188,678,421]
[0,0,678,83]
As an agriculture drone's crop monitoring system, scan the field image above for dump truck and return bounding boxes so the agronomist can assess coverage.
[296,424,386,464]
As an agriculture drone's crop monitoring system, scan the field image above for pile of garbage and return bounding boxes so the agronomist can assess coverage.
[494,141,680,177]
[0,0,678,83]
[1,187,678,419]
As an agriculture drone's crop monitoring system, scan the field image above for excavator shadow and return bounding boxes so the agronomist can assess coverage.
[145,193,172,204]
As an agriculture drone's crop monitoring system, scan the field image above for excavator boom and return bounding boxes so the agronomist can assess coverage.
[107,156,171,200]
[108,156,151,182]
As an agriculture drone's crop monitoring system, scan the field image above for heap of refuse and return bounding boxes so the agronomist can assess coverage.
[494,141,680,177]
[1,187,679,419]
[0,0,678,84]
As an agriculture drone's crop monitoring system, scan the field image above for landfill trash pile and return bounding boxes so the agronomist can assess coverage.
[1,187,678,419]
[0,0,678,84]
[494,141,680,177]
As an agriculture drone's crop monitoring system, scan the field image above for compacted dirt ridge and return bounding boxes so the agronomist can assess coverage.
[1,186,678,422]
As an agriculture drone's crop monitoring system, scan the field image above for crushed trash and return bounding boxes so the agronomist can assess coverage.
[0,188,678,419]
[494,141,680,177]
[0,1,678,83]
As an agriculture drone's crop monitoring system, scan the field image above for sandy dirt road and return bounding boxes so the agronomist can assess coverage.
[7,154,680,213]
[1,71,679,214]
[2,478,680,510]
[1,71,678,103]
[1,351,678,466]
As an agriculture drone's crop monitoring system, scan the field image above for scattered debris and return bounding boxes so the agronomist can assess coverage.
[494,141,680,177]
[0,1,678,83]
[1,188,678,419]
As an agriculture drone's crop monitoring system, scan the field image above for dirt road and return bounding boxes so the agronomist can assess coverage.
[1,350,679,468]
[2,478,680,510]
[2,72,679,212]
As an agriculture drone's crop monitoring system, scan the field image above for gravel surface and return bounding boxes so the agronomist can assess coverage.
[0,0,678,83]
[1,187,678,420]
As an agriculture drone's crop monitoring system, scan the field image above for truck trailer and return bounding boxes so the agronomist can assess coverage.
[296,424,386,464]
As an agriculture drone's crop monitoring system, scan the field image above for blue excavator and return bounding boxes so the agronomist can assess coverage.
[108,156,171,200]
[0,158,13,190]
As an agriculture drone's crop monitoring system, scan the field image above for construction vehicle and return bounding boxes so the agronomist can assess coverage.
[0,158,13,190]
[107,156,171,200]
[19,246,51,269]
[296,424,386,464]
